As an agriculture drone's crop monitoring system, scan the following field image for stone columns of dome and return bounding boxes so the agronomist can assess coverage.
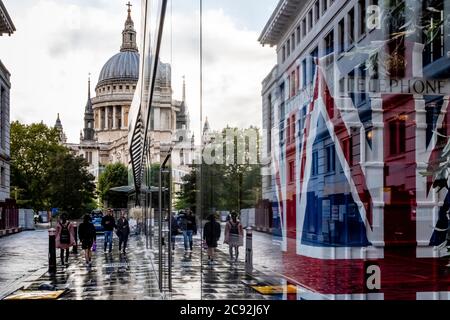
[113,106,117,129]
[121,107,125,129]
[104,107,109,130]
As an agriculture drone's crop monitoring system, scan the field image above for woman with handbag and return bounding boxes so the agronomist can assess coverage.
[78,214,97,267]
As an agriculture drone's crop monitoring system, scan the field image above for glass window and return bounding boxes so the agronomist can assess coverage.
[348,8,355,45]
[359,0,366,37]
[312,151,319,175]
[338,18,345,53]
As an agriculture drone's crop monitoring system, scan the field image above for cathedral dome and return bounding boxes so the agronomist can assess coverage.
[97,51,139,86]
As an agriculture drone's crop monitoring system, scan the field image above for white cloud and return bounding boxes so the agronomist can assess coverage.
[162,8,276,141]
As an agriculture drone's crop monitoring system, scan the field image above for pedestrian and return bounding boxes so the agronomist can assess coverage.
[116,210,130,254]
[55,213,75,266]
[186,209,197,251]
[78,214,96,267]
[178,210,188,251]
[170,211,180,251]
[203,214,221,265]
[224,211,244,263]
[101,209,116,253]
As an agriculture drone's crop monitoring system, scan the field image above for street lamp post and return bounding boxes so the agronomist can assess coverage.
[48,228,57,274]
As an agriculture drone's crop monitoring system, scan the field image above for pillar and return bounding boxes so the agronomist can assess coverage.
[105,107,109,130]
[121,106,125,129]
[113,106,117,129]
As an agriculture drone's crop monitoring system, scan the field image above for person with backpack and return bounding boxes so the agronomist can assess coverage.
[101,209,116,253]
[224,211,244,263]
[55,213,75,266]
[203,214,221,265]
[116,210,130,254]
[78,214,96,267]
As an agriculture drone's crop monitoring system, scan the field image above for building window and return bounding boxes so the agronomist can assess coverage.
[348,8,355,45]
[326,145,336,172]
[291,115,296,142]
[126,85,130,90]
[119,85,123,90]
[343,137,353,166]
[423,0,444,66]
[289,161,295,183]
[302,18,307,37]
[312,151,319,176]
[310,47,318,84]
[1,167,5,187]
[322,0,328,14]
[286,117,291,143]
[308,10,313,31]
[290,71,296,98]
[338,18,345,53]
[296,26,301,44]
[302,59,307,88]
[314,1,320,22]
[389,116,406,156]
[291,33,295,51]
[296,66,300,92]
[282,45,286,63]
[359,0,367,37]
[287,39,291,57]
[324,30,334,55]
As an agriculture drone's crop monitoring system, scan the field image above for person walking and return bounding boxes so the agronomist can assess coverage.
[170,212,180,251]
[78,214,96,267]
[203,214,221,265]
[178,210,189,252]
[186,209,197,251]
[55,213,75,266]
[101,209,116,253]
[116,211,130,254]
[224,211,244,263]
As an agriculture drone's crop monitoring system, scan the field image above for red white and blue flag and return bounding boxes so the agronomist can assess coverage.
[272,42,450,299]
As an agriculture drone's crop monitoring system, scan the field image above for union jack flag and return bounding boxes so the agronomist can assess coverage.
[272,41,450,300]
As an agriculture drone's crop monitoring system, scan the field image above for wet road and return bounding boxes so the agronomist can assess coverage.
[0,227,49,297]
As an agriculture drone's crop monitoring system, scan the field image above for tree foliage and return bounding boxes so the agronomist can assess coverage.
[11,121,96,218]
[175,127,262,217]
[98,163,129,208]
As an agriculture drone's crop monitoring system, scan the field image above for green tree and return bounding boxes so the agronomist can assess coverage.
[98,163,129,208]
[175,126,262,217]
[47,152,96,218]
[10,121,66,211]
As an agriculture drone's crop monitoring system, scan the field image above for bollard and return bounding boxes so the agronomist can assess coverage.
[72,222,78,254]
[245,227,253,275]
[48,228,57,274]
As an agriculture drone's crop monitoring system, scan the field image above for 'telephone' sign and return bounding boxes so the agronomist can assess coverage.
[340,78,450,96]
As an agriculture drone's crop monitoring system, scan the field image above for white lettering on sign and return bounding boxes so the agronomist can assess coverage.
[340,77,449,96]
[366,265,381,290]
[367,5,381,30]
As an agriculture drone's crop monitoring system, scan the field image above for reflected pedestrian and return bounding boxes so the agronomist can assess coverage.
[170,212,180,251]
[55,213,75,266]
[101,209,116,253]
[116,210,130,254]
[224,211,244,263]
[78,214,96,267]
[186,209,197,251]
[203,214,221,265]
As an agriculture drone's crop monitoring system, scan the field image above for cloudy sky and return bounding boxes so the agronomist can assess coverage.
[0,0,277,142]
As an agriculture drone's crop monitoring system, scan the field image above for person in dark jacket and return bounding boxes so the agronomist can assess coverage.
[203,214,221,265]
[78,214,96,267]
[186,210,197,251]
[116,211,130,254]
[101,209,116,253]
[170,212,180,251]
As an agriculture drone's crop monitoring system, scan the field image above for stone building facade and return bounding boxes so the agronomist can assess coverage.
[57,5,192,185]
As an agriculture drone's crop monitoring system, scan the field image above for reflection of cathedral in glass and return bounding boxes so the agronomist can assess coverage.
[55,5,191,182]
